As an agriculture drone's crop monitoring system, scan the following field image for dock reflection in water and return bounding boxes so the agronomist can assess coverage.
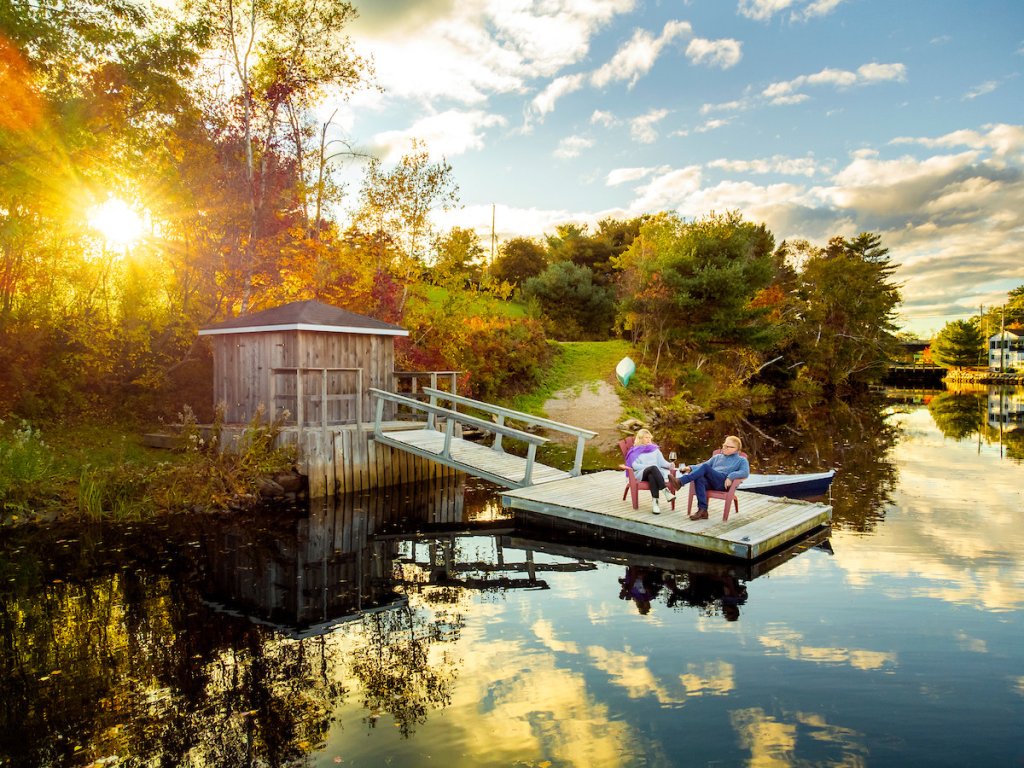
[0,471,827,767]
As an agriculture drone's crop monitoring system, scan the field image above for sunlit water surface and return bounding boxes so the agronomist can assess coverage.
[2,389,1023,767]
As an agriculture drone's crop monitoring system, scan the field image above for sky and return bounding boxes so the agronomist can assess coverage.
[326,0,1024,338]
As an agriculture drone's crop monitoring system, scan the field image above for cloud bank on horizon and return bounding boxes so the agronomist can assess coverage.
[334,0,1024,336]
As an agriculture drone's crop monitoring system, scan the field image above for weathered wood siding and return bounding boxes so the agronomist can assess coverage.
[210,329,396,424]
[224,423,458,497]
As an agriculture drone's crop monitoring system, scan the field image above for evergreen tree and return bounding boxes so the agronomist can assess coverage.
[931,319,986,369]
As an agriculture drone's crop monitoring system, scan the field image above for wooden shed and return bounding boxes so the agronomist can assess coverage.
[198,300,408,427]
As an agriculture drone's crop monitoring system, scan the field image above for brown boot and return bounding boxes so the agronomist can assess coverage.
[689,506,708,520]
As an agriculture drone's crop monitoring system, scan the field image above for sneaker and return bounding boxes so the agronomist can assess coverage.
[651,499,661,515]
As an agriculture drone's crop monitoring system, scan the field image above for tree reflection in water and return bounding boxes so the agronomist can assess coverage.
[928,389,986,440]
[0,477,472,766]
[660,394,901,532]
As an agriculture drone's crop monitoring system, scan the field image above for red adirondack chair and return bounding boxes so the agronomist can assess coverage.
[618,437,678,511]
[686,449,748,521]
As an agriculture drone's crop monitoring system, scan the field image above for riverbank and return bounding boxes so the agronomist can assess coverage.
[0,416,302,527]
[945,369,1024,385]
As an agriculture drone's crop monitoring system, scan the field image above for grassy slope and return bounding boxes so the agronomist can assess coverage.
[505,339,633,416]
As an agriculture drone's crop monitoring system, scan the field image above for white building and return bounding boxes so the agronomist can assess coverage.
[988,326,1024,371]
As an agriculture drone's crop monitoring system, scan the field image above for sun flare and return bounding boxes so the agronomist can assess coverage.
[87,197,145,248]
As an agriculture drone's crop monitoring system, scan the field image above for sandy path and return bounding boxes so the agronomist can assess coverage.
[540,380,623,450]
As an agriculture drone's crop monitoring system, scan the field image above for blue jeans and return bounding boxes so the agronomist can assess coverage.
[676,464,727,509]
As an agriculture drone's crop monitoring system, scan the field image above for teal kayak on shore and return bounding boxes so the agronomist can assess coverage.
[616,356,636,387]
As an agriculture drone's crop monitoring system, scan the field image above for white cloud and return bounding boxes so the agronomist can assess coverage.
[891,123,1024,162]
[529,73,586,121]
[737,0,795,21]
[695,118,731,133]
[349,0,637,105]
[606,166,664,186]
[686,37,742,69]
[963,80,998,100]
[590,109,620,127]
[709,154,823,177]
[627,166,704,212]
[700,99,748,115]
[591,20,692,88]
[630,108,670,143]
[369,109,507,163]
[793,0,846,21]
[738,0,847,22]
[554,134,595,159]
[763,62,906,105]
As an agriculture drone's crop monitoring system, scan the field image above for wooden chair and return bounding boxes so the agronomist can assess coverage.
[686,449,748,521]
[618,437,677,511]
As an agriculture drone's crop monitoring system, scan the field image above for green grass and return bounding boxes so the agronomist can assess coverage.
[505,339,633,416]
[418,284,528,318]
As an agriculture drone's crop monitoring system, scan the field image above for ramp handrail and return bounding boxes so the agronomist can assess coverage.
[370,388,549,485]
[421,387,597,477]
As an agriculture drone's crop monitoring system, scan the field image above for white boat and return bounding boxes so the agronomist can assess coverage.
[741,470,836,498]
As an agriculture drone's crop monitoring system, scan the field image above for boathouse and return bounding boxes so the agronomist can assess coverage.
[198,299,409,427]
[198,300,458,496]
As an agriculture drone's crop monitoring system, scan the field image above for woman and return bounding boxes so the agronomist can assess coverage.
[675,435,749,520]
[624,429,677,515]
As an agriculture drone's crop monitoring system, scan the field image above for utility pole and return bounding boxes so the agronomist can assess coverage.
[490,204,496,264]
[1000,307,1006,373]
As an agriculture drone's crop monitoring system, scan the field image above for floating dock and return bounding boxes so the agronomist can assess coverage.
[500,470,831,560]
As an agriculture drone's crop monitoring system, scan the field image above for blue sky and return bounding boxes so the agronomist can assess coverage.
[329,0,1024,337]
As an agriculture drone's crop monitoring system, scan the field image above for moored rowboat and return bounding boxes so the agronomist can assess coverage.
[741,469,836,498]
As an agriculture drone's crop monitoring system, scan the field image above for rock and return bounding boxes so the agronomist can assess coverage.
[272,471,304,493]
[256,478,285,497]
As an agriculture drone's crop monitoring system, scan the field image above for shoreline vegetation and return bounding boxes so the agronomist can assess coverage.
[1,339,1019,528]
[0,407,303,528]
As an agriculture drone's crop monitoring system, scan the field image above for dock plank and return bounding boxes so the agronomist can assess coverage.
[501,470,831,560]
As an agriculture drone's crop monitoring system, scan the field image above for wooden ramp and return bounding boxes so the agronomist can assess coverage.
[375,427,573,488]
[500,470,831,560]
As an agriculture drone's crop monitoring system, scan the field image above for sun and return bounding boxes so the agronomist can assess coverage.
[87,197,145,248]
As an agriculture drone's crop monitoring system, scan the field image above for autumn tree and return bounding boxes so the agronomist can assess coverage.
[355,141,459,313]
[185,0,370,312]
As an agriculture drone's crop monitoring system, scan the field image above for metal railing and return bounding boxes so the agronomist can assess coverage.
[420,387,597,477]
[370,388,550,486]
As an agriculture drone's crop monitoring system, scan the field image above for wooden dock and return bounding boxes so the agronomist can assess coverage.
[500,470,831,560]
[375,427,573,487]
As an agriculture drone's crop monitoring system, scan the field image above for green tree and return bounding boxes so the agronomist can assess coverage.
[614,211,775,370]
[1003,285,1024,327]
[431,226,485,288]
[490,237,547,287]
[521,261,615,341]
[931,319,985,369]
[792,233,901,392]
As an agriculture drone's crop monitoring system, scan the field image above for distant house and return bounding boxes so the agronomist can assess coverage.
[988,326,1024,371]
[198,300,409,426]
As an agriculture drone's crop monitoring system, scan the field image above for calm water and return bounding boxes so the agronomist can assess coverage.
[2,388,1023,767]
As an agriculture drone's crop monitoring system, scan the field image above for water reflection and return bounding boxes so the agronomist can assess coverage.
[3,392,1023,767]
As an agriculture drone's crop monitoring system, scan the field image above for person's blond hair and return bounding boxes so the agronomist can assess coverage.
[635,428,653,443]
[724,435,742,450]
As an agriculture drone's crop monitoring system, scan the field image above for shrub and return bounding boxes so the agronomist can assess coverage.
[0,421,56,515]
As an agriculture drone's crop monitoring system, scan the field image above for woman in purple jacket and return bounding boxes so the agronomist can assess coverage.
[625,428,677,515]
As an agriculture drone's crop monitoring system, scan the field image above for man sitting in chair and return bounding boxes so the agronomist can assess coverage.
[676,435,750,520]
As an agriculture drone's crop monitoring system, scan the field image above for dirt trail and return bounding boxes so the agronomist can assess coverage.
[540,380,624,451]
